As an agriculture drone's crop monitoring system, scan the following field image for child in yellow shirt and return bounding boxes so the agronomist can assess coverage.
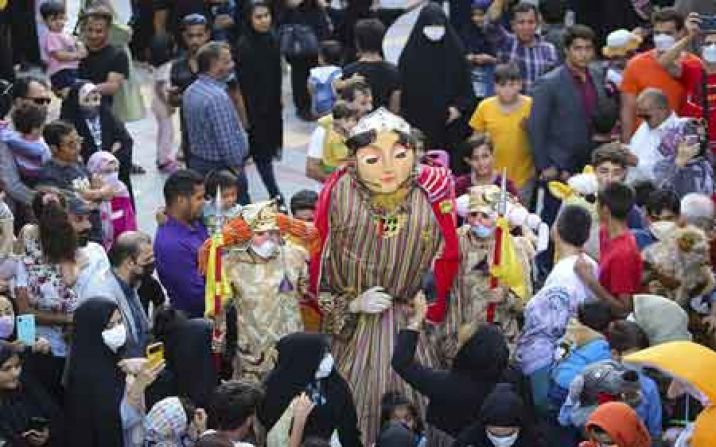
[469,63,535,205]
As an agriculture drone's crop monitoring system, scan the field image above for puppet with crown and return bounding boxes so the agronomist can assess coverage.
[309,108,460,441]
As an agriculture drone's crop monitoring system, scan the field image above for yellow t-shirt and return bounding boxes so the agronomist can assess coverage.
[468,95,534,188]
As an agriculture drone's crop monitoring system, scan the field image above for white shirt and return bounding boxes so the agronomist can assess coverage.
[627,112,683,184]
[307,126,327,159]
[542,254,597,304]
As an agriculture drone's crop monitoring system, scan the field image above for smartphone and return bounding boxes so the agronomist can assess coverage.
[28,417,49,431]
[146,342,164,368]
[701,15,716,32]
[16,315,35,346]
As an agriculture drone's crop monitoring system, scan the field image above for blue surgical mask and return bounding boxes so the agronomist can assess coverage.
[471,224,494,238]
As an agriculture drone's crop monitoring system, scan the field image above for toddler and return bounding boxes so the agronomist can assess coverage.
[86,151,137,249]
[0,102,51,185]
[379,391,427,447]
[203,169,242,233]
[40,0,87,96]
[308,41,344,118]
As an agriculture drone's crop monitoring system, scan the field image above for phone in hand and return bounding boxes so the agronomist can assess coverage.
[145,342,164,368]
[28,417,49,432]
[701,15,716,32]
[16,315,35,346]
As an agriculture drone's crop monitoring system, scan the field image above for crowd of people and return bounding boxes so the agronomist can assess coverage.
[2,0,716,446]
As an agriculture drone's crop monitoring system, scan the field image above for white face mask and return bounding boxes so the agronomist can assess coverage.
[251,240,278,259]
[315,353,334,379]
[423,25,445,42]
[703,44,716,64]
[486,431,519,447]
[102,324,127,353]
[653,33,675,51]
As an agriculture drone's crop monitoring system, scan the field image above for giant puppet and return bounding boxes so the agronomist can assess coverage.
[309,108,460,442]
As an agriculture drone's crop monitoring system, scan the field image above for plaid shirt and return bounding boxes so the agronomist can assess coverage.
[182,74,248,167]
[486,23,558,94]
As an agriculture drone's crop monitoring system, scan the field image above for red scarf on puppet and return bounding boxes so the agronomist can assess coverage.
[309,164,459,323]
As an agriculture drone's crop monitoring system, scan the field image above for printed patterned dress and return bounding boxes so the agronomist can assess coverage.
[225,244,307,382]
[318,172,443,444]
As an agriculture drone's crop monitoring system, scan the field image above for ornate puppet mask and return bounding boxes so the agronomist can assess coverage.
[347,108,415,196]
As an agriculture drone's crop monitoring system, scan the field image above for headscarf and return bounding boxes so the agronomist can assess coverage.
[145,397,189,446]
[66,298,125,447]
[582,402,651,447]
[398,3,474,149]
[86,151,129,197]
[453,324,509,381]
[259,332,329,430]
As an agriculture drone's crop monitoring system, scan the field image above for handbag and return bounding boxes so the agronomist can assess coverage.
[278,24,319,58]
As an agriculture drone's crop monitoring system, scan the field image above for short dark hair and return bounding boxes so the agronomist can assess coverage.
[108,231,151,268]
[163,169,204,206]
[40,0,65,20]
[511,2,538,19]
[539,0,566,24]
[578,301,613,333]
[355,19,385,53]
[196,41,230,73]
[646,189,680,218]
[195,433,234,447]
[205,170,238,199]
[379,391,423,433]
[652,7,684,31]
[598,182,635,221]
[82,5,114,26]
[591,142,630,169]
[319,40,343,66]
[461,134,494,162]
[42,119,75,148]
[11,102,47,134]
[290,189,318,215]
[607,320,649,353]
[210,380,264,431]
[556,205,592,247]
[632,181,656,208]
[592,97,619,135]
[563,24,595,49]
[494,63,522,85]
[341,80,371,102]
[11,75,49,101]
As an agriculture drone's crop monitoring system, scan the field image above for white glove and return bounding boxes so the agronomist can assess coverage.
[349,286,393,314]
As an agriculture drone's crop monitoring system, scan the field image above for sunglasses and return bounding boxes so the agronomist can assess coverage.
[25,97,51,106]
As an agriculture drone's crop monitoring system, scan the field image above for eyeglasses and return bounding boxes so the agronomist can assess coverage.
[24,97,51,106]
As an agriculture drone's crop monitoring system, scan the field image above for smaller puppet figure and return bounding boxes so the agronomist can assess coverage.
[223,201,308,381]
[440,185,542,362]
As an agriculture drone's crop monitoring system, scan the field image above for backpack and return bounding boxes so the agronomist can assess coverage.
[309,66,342,117]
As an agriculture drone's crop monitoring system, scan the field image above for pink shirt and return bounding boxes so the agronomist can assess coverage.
[44,31,79,75]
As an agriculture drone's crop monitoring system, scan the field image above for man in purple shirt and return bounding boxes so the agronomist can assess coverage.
[154,169,208,318]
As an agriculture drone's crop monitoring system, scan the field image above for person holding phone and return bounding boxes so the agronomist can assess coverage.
[0,340,62,446]
[65,298,165,446]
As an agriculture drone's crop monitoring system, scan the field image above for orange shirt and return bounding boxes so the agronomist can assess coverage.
[621,50,702,134]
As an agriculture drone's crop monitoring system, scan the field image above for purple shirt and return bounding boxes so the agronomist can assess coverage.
[154,216,209,318]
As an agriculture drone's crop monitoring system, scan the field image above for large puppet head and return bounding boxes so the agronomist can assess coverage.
[346,108,415,196]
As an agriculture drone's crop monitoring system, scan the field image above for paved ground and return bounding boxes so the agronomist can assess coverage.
[119,67,317,236]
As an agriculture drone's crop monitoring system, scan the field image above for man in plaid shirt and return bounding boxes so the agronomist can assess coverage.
[485,0,559,93]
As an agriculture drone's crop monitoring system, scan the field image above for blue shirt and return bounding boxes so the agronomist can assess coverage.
[154,216,209,318]
[182,74,248,167]
[635,370,663,442]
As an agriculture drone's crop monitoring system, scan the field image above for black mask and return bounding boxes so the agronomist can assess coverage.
[141,262,156,277]
[76,231,90,247]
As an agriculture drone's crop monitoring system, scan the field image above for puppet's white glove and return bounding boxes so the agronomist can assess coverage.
[349,286,393,314]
